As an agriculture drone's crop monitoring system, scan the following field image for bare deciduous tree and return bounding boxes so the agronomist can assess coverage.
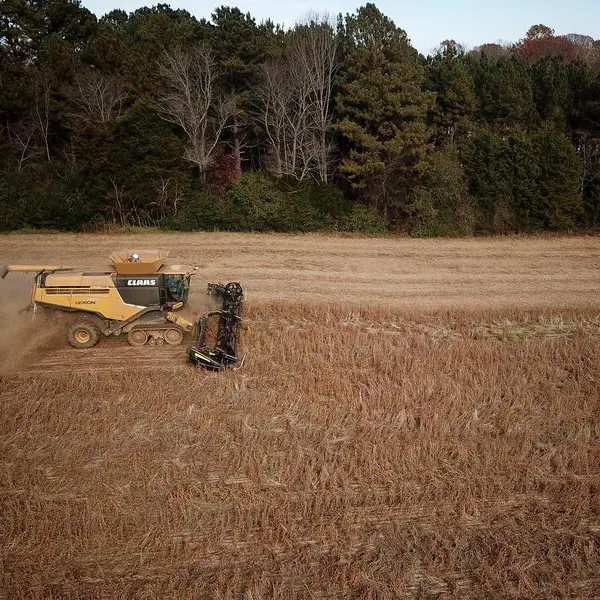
[108,176,129,226]
[33,72,51,162]
[156,46,237,178]
[6,119,41,170]
[151,176,182,224]
[256,18,337,183]
[292,18,338,182]
[256,60,286,177]
[577,134,600,220]
[74,70,130,123]
[256,57,319,182]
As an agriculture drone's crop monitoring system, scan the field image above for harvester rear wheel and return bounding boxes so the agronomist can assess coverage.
[67,321,100,349]
[164,328,184,345]
[127,329,148,347]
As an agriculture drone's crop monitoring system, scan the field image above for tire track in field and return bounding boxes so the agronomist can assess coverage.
[18,340,190,375]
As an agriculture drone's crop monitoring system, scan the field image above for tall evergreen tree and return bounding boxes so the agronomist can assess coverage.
[425,40,477,144]
[115,5,209,96]
[461,125,514,232]
[1,0,97,166]
[462,124,582,231]
[531,55,569,122]
[533,123,582,228]
[471,54,538,127]
[333,3,433,216]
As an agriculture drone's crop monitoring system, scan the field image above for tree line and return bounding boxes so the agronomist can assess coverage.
[1,1,599,234]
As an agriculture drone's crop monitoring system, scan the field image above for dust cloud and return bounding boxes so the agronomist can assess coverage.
[185,293,221,317]
[0,272,31,313]
[0,274,64,373]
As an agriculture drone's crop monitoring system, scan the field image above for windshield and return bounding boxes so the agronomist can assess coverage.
[164,275,189,303]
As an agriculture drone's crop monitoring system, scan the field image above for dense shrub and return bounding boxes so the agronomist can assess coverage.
[0,167,94,231]
[336,204,389,234]
[166,171,383,233]
[408,148,476,237]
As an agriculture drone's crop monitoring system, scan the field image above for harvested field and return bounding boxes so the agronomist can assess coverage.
[0,233,599,598]
[0,232,600,309]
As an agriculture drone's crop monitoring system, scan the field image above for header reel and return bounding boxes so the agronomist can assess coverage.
[188,282,245,370]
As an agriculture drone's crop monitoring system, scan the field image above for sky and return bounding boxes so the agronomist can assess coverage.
[80,0,600,56]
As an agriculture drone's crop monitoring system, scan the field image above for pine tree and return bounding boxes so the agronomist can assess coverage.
[333,3,433,216]
[533,123,582,228]
[208,7,282,177]
[471,54,538,127]
[461,125,514,232]
[425,40,477,144]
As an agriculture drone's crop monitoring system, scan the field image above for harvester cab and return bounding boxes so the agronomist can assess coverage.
[1,250,244,370]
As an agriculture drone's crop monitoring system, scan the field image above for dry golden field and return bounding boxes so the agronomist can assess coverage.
[1,232,599,599]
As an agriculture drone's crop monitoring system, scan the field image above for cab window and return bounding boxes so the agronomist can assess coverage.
[164,275,189,302]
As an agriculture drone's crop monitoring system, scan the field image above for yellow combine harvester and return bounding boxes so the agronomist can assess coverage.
[0,249,244,370]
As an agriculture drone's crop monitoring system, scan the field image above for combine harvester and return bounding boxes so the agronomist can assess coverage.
[0,250,244,370]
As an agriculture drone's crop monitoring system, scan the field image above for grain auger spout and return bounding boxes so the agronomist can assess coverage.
[188,282,245,370]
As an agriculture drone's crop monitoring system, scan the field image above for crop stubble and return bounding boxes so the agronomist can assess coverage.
[0,233,599,598]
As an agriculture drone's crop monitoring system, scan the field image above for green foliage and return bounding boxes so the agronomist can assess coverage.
[336,205,389,234]
[409,147,476,236]
[167,171,385,233]
[461,126,514,232]
[0,0,97,64]
[207,7,282,174]
[164,188,223,231]
[506,129,544,229]
[209,6,281,77]
[566,60,600,137]
[533,123,582,229]
[168,171,350,232]
[531,55,569,121]
[0,1,597,236]
[461,124,582,233]
[471,54,538,127]
[72,102,189,226]
[578,137,600,226]
[334,4,433,213]
[425,41,477,144]
[0,165,93,231]
[112,5,209,95]
[225,171,308,231]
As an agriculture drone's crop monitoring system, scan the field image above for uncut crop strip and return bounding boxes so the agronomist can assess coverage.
[3,303,600,377]
[1,301,599,598]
